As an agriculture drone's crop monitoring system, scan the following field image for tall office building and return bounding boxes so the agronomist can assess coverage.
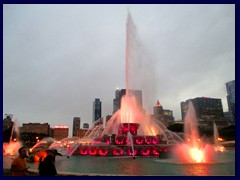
[226,80,235,123]
[163,110,174,122]
[113,89,143,113]
[113,89,120,114]
[93,98,102,123]
[72,117,81,137]
[153,100,174,127]
[153,100,164,119]
[181,97,224,121]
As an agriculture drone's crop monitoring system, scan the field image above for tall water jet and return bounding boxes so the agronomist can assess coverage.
[213,122,225,152]
[183,101,200,148]
[34,12,183,157]
[125,11,156,107]
[173,102,217,163]
[213,122,219,145]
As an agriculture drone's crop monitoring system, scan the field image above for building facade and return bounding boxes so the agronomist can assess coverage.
[226,80,235,124]
[181,97,224,121]
[22,123,50,135]
[53,126,69,141]
[72,117,81,137]
[153,100,174,127]
[113,89,120,114]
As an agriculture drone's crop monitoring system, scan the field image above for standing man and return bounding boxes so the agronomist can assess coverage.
[10,147,28,176]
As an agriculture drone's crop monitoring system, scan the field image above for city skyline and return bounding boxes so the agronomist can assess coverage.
[3,4,235,131]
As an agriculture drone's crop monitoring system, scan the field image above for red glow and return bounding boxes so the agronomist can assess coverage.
[118,123,139,135]
[88,148,97,155]
[174,143,216,163]
[79,148,88,155]
[135,136,144,145]
[141,148,150,156]
[54,125,68,129]
[3,142,21,155]
[145,136,158,145]
[127,147,137,156]
[152,138,158,144]
[113,148,124,156]
[115,136,126,145]
[99,149,108,156]
[152,148,159,156]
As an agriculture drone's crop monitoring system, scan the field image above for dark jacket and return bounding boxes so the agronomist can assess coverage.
[38,155,57,176]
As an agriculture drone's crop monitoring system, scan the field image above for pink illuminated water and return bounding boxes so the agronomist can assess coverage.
[29,12,183,157]
[173,102,219,163]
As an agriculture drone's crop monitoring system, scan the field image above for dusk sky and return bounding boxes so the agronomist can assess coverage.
[3,4,235,135]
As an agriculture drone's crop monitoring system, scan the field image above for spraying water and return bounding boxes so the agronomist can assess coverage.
[173,102,221,163]
[28,11,183,157]
[3,119,22,155]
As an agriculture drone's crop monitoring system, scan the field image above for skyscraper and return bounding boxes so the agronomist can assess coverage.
[72,117,81,137]
[113,89,120,114]
[226,80,235,124]
[153,100,174,127]
[93,98,102,123]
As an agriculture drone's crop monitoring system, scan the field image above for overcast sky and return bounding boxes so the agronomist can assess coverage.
[3,4,235,135]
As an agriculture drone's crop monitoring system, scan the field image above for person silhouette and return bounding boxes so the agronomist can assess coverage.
[38,155,57,176]
[10,147,29,176]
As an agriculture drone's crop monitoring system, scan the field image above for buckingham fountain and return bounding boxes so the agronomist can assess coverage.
[4,12,226,165]
[35,12,224,163]
[45,12,184,158]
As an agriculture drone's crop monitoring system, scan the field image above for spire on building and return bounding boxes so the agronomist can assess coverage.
[155,100,161,107]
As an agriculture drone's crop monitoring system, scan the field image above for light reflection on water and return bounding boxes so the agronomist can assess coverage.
[180,164,211,176]
[3,150,235,176]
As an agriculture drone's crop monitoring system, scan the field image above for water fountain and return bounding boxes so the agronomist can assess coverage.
[3,10,234,176]
[49,137,81,156]
[27,137,56,161]
[213,122,225,152]
[172,102,224,163]
[29,12,183,158]
[3,119,22,155]
[77,94,183,157]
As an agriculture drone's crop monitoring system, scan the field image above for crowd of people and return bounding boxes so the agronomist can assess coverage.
[10,146,61,176]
